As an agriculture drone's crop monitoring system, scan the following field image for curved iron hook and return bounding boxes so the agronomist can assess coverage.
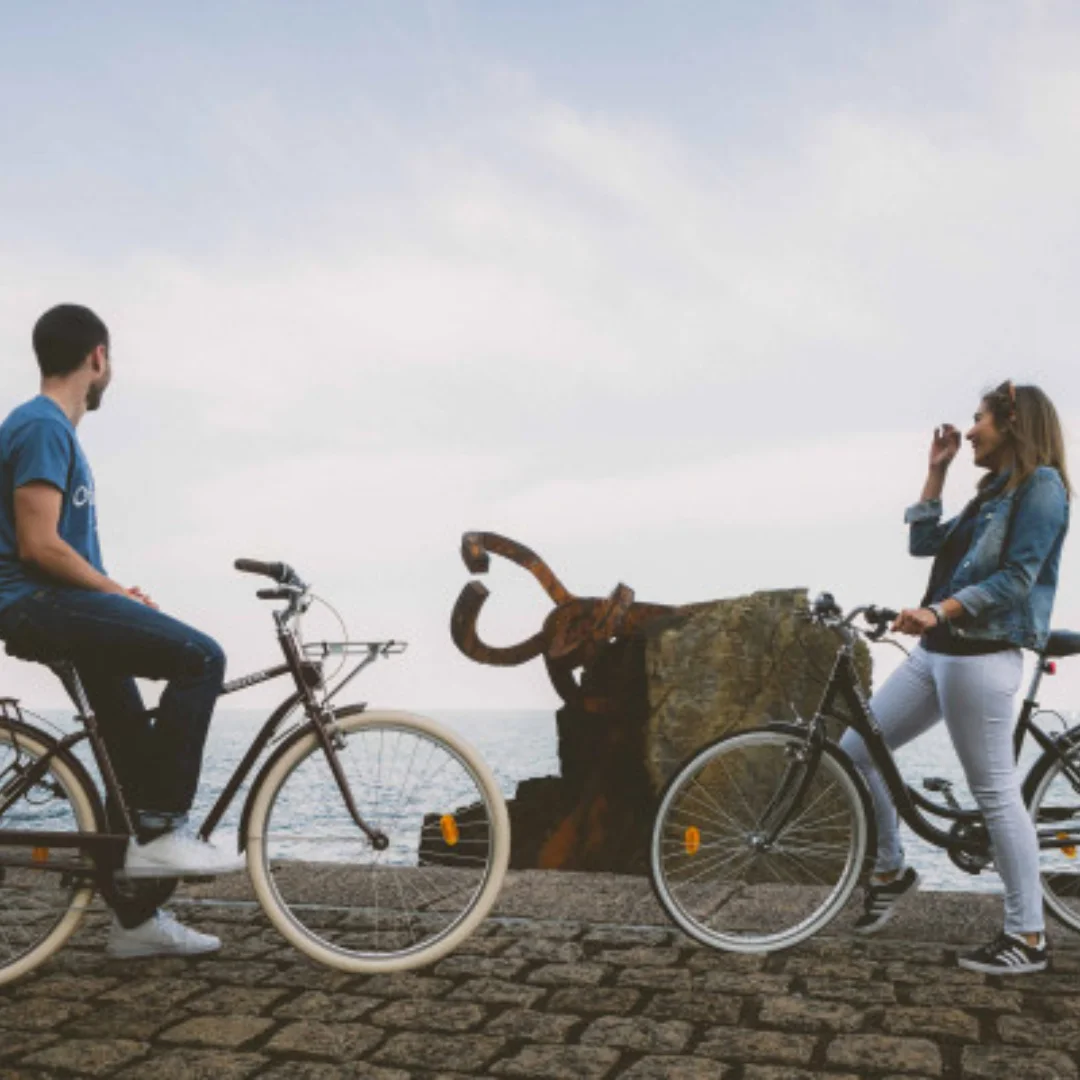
[451,532,571,667]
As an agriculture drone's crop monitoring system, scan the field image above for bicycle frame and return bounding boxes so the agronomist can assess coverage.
[773,627,1080,861]
[0,593,406,878]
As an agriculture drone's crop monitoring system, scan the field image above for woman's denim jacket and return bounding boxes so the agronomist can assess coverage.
[905,465,1069,651]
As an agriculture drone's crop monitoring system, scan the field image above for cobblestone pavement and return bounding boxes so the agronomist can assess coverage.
[1,873,1079,1079]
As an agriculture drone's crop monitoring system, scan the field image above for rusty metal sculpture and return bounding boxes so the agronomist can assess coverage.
[448,532,690,872]
[451,532,677,713]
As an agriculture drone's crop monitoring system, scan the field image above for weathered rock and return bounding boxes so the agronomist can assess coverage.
[644,588,871,789]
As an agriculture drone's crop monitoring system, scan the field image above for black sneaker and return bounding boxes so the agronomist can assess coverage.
[853,867,920,934]
[958,931,1048,975]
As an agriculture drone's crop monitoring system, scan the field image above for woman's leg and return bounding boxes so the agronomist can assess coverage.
[839,646,942,875]
[935,650,1040,936]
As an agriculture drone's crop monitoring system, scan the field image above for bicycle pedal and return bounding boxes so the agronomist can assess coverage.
[922,776,953,792]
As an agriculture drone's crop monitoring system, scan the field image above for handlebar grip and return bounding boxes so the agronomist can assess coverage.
[256,587,291,601]
[866,605,899,625]
[235,558,290,583]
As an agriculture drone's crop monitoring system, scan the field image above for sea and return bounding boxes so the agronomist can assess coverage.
[25,703,1075,895]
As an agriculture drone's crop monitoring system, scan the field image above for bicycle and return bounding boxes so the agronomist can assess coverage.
[0,558,510,986]
[649,591,1080,953]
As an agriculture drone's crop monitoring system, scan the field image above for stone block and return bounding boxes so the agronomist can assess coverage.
[448,978,546,1008]
[374,1032,506,1072]
[880,1006,980,1042]
[580,1015,693,1053]
[961,1045,1078,1079]
[617,966,692,991]
[826,1034,942,1076]
[490,1044,621,1079]
[645,990,742,1026]
[758,995,865,1033]
[547,987,641,1014]
[368,999,487,1032]
[19,1038,147,1077]
[265,1021,384,1060]
[273,990,380,1021]
[997,1014,1080,1052]
[114,1049,265,1079]
[696,1028,817,1066]
[485,1010,580,1042]
[159,1015,274,1049]
[528,963,610,986]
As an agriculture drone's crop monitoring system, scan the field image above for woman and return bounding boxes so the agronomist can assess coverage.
[839,380,1071,974]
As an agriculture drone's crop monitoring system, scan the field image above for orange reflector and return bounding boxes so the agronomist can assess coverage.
[1058,832,1077,859]
[440,815,459,847]
[684,826,701,855]
[31,847,48,863]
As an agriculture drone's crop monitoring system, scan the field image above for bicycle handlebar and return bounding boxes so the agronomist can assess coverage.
[810,594,898,637]
[235,558,300,586]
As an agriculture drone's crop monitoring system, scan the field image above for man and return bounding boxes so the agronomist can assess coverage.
[0,303,242,958]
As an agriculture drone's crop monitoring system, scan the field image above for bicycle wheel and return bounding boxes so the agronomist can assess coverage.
[246,707,510,972]
[0,720,100,986]
[650,726,872,953]
[1026,733,1080,933]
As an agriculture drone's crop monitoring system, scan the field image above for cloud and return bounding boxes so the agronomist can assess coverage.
[1,4,1079,711]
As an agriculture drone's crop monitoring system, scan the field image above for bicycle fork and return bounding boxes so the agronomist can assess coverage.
[311,712,389,852]
[756,723,828,849]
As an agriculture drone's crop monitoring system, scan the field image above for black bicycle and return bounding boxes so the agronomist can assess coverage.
[0,559,509,985]
[649,592,1080,952]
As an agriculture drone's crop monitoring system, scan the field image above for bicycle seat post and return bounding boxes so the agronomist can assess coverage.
[49,661,92,720]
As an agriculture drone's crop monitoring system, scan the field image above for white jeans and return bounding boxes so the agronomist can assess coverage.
[839,645,1043,935]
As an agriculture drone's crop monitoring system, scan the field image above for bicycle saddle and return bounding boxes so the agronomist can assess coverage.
[1043,630,1080,658]
[2,635,70,669]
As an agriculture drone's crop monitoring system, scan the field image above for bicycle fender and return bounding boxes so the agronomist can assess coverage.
[236,703,367,852]
[1023,722,1080,806]
[0,717,107,832]
[759,720,880,873]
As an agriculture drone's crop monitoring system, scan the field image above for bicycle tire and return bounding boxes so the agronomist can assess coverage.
[650,725,873,953]
[245,707,510,973]
[1024,726,1080,933]
[0,719,101,987]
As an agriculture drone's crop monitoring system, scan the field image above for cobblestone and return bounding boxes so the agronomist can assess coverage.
[880,1005,981,1041]
[696,1028,818,1067]
[961,1044,1079,1079]
[158,1015,275,1049]
[826,1034,943,1075]
[580,1015,694,1053]
[489,1044,621,1078]
[113,1049,266,1079]
[368,998,487,1031]
[19,1038,147,1076]
[374,1032,506,1072]
[0,880,1078,1079]
[264,1020,385,1060]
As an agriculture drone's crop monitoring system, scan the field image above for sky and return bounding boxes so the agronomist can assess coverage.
[0,1,1078,719]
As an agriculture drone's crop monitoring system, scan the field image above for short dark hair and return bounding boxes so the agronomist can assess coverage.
[32,304,109,378]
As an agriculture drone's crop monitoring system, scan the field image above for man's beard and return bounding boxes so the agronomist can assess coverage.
[85,381,107,411]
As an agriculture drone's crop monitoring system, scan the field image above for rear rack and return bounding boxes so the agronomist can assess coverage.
[301,640,407,659]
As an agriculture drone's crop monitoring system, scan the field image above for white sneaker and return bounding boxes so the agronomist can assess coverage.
[123,830,246,878]
[107,910,222,958]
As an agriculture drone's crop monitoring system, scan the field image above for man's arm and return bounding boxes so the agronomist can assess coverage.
[14,482,129,595]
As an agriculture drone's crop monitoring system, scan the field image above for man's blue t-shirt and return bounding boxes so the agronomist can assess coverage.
[0,396,104,612]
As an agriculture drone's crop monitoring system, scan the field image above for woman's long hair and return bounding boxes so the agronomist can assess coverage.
[981,381,1072,496]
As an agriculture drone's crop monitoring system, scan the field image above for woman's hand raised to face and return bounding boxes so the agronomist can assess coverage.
[929,424,961,471]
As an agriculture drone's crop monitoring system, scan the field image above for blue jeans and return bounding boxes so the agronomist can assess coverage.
[0,586,226,818]
[839,646,1041,935]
